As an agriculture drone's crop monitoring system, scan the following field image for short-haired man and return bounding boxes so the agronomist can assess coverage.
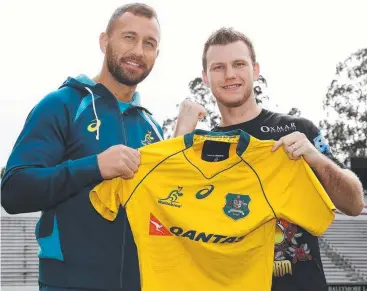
[175,27,364,291]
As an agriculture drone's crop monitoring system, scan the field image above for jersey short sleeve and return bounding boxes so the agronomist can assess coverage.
[89,178,123,221]
[89,173,146,221]
[270,156,336,236]
[89,137,187,221]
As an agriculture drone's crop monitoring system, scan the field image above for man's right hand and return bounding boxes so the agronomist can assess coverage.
[97,145,141,180]
[174,99,207,137]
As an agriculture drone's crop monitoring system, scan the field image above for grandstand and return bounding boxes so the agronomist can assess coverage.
[1,205,367,291]
[321,211,367,289]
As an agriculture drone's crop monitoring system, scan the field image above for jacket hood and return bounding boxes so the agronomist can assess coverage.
[59,74,142,106]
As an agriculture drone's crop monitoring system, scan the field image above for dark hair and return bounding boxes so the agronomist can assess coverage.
[202,27,256,72]
[106,3,159,35]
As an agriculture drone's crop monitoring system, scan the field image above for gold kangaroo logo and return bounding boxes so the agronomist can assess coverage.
[142,131,155,145]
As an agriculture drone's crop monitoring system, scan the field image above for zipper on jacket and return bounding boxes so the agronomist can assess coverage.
[119,111,129,289]
[119,106,150,289]
[121,112,129,145]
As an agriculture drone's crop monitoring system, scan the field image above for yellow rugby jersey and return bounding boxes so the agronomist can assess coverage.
[90,129,335,291]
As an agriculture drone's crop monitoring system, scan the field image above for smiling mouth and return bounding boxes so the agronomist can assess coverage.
[222,84,242,90]
[123,60,143,69]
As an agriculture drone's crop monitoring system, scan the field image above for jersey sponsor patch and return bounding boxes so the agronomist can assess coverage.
[169,226,246,244]
[313,133,331,154]
[149,214,172,236]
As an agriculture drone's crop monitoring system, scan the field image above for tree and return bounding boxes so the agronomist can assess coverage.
[319,48,367,164]
[1,167,5,179]
[287,107,301,117]
[162,75,271,138]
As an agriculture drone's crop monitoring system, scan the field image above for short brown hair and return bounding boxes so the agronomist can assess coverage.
[106,3,159,35]
[202,27,256,72]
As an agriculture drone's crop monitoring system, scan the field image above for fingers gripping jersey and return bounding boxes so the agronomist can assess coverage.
[90,129,335,291]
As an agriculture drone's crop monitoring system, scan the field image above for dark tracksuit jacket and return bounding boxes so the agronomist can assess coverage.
[1,75,164,290]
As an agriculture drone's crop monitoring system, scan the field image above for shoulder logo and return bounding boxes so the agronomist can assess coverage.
[87,119,101,132]
[149,214,172,236]
[223,193,251,220]
[313,133,331,154]
[158,186,183,208]
[196,185,214,199]
[142,131,155,146]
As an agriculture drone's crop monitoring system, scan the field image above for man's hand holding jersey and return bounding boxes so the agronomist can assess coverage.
[272,131,364,216]
[96,101,206,180]
[271,131,325,167]
[97,145,141,180]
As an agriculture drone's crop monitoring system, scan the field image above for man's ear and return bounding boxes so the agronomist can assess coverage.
[253,62,260,81]
[202,70,209,86]
[99,32,108,54]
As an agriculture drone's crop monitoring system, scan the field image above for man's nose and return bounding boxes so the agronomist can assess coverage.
[224,66,236,79]
[131,41,144,57]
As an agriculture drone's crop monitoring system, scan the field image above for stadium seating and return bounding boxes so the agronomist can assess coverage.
[320,216,367,284]
[1,216,38,286]
[1,214,367,287]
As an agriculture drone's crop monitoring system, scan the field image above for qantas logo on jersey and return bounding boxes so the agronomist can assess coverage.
[149,214,172,236]
[260,123,297,133]
[170,227,245,244]
[148,214,245,243]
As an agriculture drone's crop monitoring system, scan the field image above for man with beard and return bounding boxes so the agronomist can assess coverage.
[175,28,364,291]
[1,3,181,291]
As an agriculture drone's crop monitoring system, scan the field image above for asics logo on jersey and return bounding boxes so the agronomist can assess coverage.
[196,185,214,199]
[87,119,101,132]
[260,123,296,133]
[141,131,154,146]
[158,186,183,208]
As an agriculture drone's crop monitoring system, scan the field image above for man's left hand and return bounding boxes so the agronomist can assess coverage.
[271,131,324,167]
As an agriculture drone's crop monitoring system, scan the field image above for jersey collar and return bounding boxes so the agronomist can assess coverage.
[183,129,251,156]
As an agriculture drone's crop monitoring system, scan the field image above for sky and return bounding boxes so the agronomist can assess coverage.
[1,0,367,166]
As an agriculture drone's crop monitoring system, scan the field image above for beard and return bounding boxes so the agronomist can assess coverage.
[106,45,153,86]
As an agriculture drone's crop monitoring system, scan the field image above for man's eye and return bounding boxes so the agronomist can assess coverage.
[213,66,224,70]
[145,41,155,48]
[125,35,134,40]
[234,63,245,67]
